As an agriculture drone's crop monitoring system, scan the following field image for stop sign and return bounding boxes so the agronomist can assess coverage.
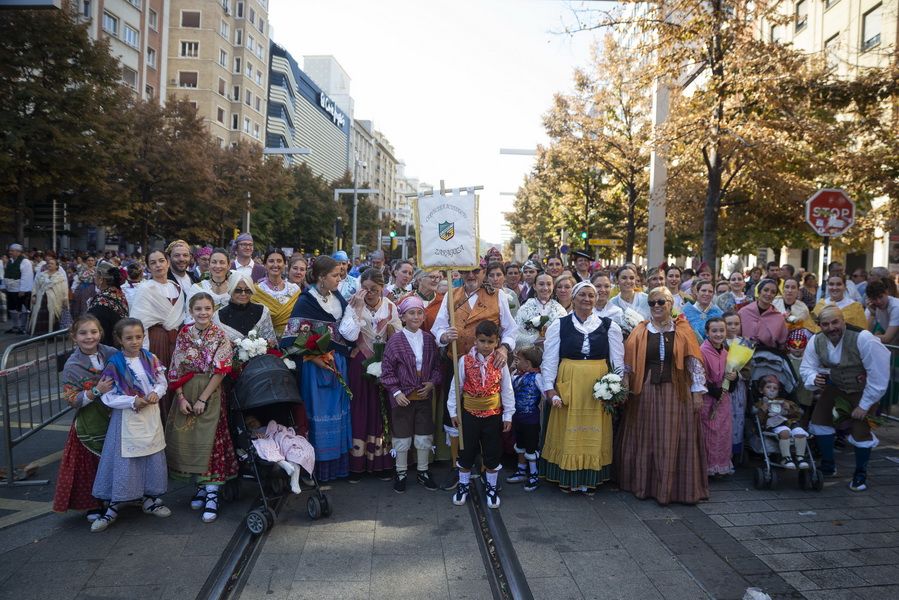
[805,189,855,237]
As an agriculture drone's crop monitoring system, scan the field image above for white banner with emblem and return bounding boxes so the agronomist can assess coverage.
[414,189,479,270]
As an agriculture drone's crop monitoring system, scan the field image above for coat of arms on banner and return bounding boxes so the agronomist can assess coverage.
[438,221,455,241]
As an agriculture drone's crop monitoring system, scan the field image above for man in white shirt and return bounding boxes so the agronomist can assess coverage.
[4,243,34,334]
[166,240,198,297]
[801,306,890,491]
[231,233,266,282]
[865,280,899,345]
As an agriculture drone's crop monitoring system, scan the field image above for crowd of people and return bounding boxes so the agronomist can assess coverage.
[1,238,897,531]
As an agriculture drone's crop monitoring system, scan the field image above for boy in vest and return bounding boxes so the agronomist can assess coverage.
[447,320,515,508]
[506,345,544,491]
[800,306,890,491]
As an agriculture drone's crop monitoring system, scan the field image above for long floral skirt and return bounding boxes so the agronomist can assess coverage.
[52,424,103,512]
[615,376,709,505]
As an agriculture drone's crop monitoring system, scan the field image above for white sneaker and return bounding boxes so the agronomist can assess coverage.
[485,483,500,509]
[452,482,469,506]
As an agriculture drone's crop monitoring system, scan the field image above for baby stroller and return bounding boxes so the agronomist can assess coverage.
[226,354,332,534]
[747,349,824,492]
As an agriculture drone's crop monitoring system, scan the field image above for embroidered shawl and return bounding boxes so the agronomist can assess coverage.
[168,324,233,390]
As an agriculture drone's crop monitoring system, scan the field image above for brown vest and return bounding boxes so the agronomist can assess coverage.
[814,329,866,394]
[453,287,501,355]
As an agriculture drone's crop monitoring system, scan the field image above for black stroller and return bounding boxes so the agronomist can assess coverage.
[225,354,332,534]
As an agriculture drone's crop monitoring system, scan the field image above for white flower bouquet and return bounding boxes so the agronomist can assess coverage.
[592,372,628,415]
[365,361,382,378]
[526,314,550,332]
[234,329,269,365]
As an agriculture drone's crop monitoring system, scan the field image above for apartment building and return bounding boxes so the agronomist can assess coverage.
[352,119,404,221]
[78,0,167,102]
[166,0,270,146]
[266,43,351,182]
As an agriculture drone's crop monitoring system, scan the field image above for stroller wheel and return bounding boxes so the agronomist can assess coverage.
[753,467,766,490]
[263,506,277,529]
[320,494,332,517]
[812,470,825,492]
[307,495,323,520]
[767,469,778,490]
[246,509,269,535]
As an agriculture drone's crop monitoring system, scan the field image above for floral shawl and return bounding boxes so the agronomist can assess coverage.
[515,297,567,348]
[87,286,129,320]
[62,344,116,455]
[75,267,95,287]
[102,349,165,398]
[168,323,233,390]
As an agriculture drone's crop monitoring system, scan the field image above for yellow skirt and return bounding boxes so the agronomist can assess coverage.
[541,358,613,473]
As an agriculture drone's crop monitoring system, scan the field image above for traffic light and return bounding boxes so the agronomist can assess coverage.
[579,231,588,240]
[389,230,397,238]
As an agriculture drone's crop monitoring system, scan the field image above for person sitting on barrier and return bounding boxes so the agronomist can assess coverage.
[755,375,809,470]
[53,315,115,521]
[447,320,515,509]
[91,318,171,532]
[801,306,890,491]
[379,295,442,494]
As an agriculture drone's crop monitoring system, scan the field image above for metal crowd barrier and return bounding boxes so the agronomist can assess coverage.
[880,343,899,422]
[0,329,72,486]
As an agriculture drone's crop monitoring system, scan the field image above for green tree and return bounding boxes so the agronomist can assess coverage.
[0,5,128,241]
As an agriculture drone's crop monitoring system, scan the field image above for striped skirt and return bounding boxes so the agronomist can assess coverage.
[614,375,708,505]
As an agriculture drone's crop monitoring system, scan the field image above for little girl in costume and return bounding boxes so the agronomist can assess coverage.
[723,311,749,459]
[699,317,736,476]
[91,318,171,532]
[53,315,115,521]
[756,375,809,470]
[505,345,544,492]
[244,414,315,494]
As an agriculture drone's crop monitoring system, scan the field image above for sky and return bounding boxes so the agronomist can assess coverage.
[268,0,600,244]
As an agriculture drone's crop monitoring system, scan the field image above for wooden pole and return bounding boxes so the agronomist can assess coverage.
[442,179,465,451]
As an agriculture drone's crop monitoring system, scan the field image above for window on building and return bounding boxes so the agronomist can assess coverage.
[255,44,264,60]
[249,7,256,24]
[217,107,225,124]
[82,1,91,19]
[245,89,252,106]
[102,11,118,36]
[247,35,255,52]
[181,41,199,57]
[235,29,243,45]
[232,113,239,130]
[244,117,251,133]
[220,20,230,39]
[217,136,225,147]
[255,69,262,85]
[825,0,839,8]
[126,0,141,9]
[219,49,228,67]
[255,96,261,111]
[253,123,260,139]
[769,24,781,43]
[234,57,241,73]
[258,18,265,34]
[221,0,230,12]
[232,85,240,100]
[181,11,200,28]
[862,4,882,51]
[178,71,198,88]
[145,84,154,98]
[219,77,226,95]
[122,66,137,89]
[245,61,253,77]
[123,24,139,49]
[824,34,840,71]
[147,47,157,68]
[795,0,808,32]
[148,8,157,30]
[236,1,244,18]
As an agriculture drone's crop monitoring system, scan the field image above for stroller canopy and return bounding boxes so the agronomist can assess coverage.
[233,354,303,410]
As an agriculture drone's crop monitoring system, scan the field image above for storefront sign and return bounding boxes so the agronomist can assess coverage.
[319,92,345,128]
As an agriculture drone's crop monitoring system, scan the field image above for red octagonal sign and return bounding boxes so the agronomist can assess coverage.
[805,188,855,237]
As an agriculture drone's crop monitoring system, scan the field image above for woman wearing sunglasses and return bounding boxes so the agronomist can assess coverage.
[213,272,277,347]
[616,287,709,505]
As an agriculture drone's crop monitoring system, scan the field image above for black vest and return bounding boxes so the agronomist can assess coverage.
[559,314,611,361]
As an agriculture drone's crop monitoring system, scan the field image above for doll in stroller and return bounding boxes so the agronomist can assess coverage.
[228,354,332,534]
[748,349,824,491]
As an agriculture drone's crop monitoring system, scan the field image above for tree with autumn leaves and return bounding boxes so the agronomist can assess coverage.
[0,5,375,254]
[512,0,898,268]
